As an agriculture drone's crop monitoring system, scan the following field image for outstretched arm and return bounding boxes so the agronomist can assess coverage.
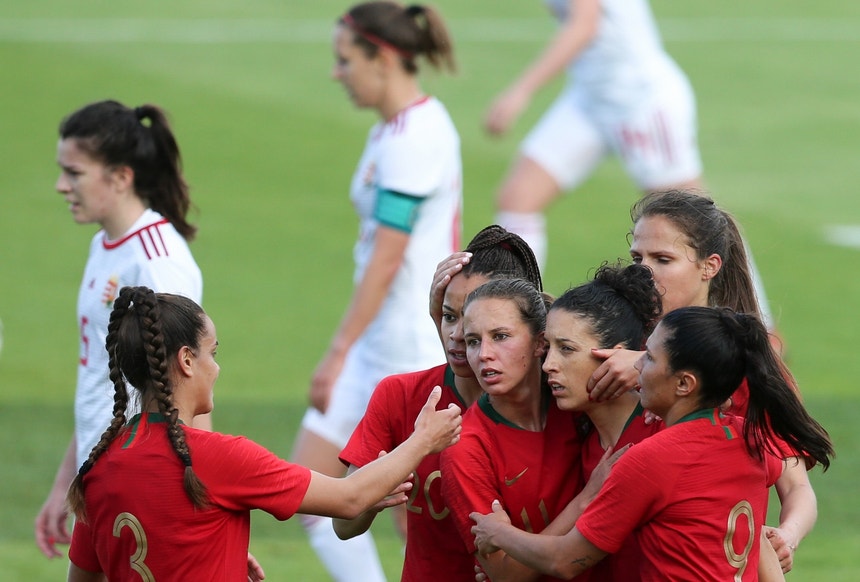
[300,387,460,519]
[484,0,600,135]
[471,501,607,579]
[332,455,414,540]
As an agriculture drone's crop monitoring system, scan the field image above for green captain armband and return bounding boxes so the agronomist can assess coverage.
[374,188,424,233]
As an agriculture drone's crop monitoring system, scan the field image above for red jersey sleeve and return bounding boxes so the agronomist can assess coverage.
[69,519,101,573]
[191,431,312,521]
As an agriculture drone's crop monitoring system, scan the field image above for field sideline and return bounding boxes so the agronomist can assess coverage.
[1,0,858,580]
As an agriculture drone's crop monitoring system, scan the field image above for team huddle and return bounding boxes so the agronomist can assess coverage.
[34,1,832,581]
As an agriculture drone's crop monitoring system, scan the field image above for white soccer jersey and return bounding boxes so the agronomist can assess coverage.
[74,209,202,467]
[545,0,685,112]
[349,96,461,370]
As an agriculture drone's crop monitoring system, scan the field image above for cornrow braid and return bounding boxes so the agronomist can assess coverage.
[464,225,543,291]
[67,288,136,521]
[137,289,208,509]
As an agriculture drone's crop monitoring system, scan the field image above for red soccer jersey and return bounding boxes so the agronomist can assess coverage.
[577,409,783,582]
[441,394,583,581]
[579,401,662,582]
[69,412,312,581]
[340,364,475,582]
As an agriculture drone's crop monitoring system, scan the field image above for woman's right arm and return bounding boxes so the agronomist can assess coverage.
[484,0,600,135]
[332,458,414,540]
[67,564,106,582]
[586,348,643,402]
[299,387,460,519]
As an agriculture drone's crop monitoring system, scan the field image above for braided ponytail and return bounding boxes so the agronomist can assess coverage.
[464,225,543,291]
[67,286,210,520]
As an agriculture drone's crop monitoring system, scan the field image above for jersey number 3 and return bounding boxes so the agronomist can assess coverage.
[113,512,155,582]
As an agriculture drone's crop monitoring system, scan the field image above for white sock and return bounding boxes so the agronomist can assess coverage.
[495,211,548,271]
[301,515,388,582]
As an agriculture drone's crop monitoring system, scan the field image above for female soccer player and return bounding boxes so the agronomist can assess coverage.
[543,262,662,580]
[65,286,461,582]
[471,306,833,581]
[36,100,205,559]
[334,225,542,581]
[441,278,592,581]
[587,190,818,572]
[291,2,462,579]
[485,0,702,270]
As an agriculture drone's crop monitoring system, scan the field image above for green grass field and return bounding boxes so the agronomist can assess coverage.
[1,0,858,579]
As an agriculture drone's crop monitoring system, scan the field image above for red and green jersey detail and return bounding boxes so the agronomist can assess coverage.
[577,409,783,582]
[69,413,311,581]
[340,364,475,582]
[579,401,662,582]
[441,394,583,581]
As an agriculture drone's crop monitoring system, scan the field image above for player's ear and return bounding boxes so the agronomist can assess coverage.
[675,370,697,398]
[175,346,195,377]
[702,253,722,282]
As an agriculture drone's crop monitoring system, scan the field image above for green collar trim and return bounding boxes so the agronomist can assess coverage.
[445,365,467,408]
[675,407,718,426]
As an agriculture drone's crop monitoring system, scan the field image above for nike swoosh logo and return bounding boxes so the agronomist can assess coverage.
[504,467,528,486]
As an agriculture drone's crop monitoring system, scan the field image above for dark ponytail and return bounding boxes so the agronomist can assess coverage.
[660,307,833,470]
[341,1,456,74]
[59,100,197,240]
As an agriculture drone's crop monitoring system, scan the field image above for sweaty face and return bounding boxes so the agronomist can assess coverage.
[440,274,490,378]
[630,215,712,314]
[55,138,122,231]
[331,25,385,110]
[634,322,676,418]
[543,309,602,412]
[463,297,543,398]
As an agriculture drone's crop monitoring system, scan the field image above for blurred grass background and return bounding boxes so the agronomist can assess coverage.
[1,0,858,579]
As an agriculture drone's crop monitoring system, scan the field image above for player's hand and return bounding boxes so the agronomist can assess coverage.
[470,499,511,555]
[308,348,347,412]
[578,443,631,504]
[484,86,531,136]
[430,252,472,325]
[587,348,642,402]
[414,386,462,454]
[474,563,489,582]
[643,410,663,425]
[764,526,797,573]
[35,491,71,558]
[368,451,414,512]
[247,551,265,581]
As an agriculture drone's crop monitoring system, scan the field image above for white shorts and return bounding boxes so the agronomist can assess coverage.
[301,345,396,449]
[521,81,702,191]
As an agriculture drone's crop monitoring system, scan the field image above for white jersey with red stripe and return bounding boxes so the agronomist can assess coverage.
[349,95,461,369]
[74,209,202,467]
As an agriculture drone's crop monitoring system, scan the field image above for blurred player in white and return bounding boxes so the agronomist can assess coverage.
[486,0,777,332]
[290,2,462,580]
[35,100,204,559]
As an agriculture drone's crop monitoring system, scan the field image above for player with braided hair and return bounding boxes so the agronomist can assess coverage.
[334,225,542,581]
[36,100,204,559]
[292,2,462,578]
[66,286,462,582]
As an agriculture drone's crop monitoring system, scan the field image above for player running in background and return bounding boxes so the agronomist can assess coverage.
[484,0,778,337]
[334,225,542,581]
[471,306,832,581]
[65,287,461,582]
[290,2,462,579]
[36,100,205,559]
